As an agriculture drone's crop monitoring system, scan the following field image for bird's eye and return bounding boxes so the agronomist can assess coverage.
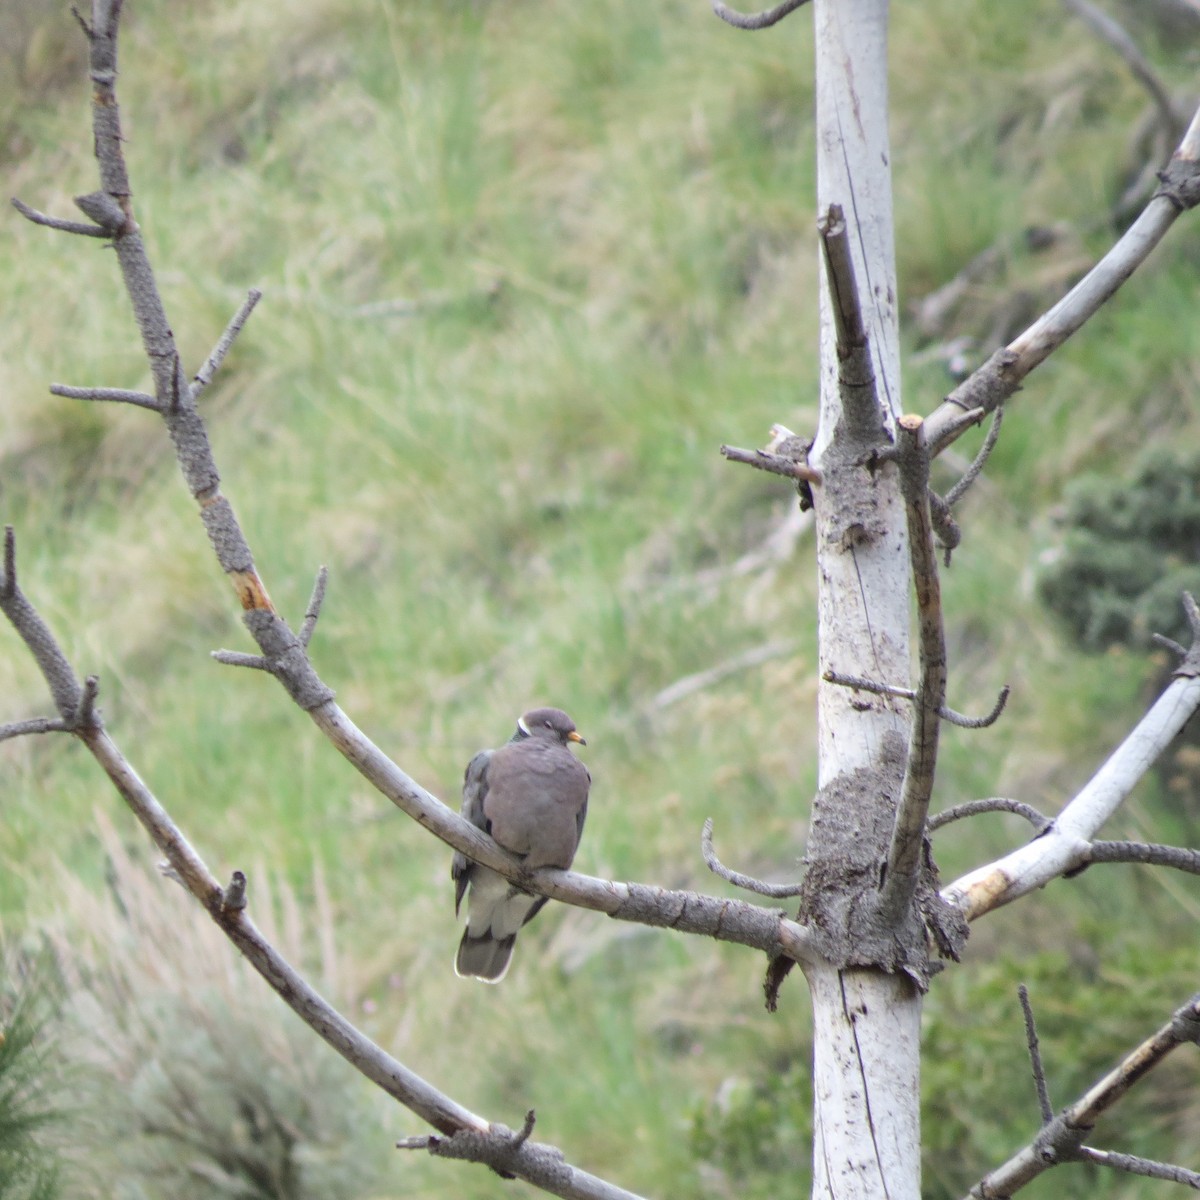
[544,719,553,729]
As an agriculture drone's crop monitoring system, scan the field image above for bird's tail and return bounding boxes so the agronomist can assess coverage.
[455,930,517,983]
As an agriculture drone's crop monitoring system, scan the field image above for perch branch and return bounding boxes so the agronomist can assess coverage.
[13,0,822,972]
[0,570,651,1200]
[711,0,810,30]
[944,595,1200,921]
[928,798,1051,835]
[6,5,823,1191]
[926,104,1200,458]
[880,415,946,917]
[701,819,805,898]
[966,993,1200,1199]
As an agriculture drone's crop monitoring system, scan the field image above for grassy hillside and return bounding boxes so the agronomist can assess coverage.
[2,0,1199,1196]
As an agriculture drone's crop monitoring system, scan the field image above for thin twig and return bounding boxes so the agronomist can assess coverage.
[701,819,805,898]
[0,529,83,718]
[0,716,72,743]
[1075,1147,1200,1189]
[211,649,270,670]
[946,685,1010,729]
[711,0,810,30]
[11,196,109,238]
[933,797,1051,833]
[192,288,263,397]
[1018,984,1054,1123]
[299,566,329,648]
[944,405,1004,508]
[823,671,1009,728]
[1154,632,1187,658]
[1086,841,1200,875]
[928,798,1052,834]
[49,384,161,411]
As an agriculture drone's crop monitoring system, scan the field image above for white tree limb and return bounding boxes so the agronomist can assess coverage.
[944,672,1200,921]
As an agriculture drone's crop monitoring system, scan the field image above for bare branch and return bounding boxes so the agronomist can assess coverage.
[711,0,810,30]
[49,383,161,411]
[192,287,263,398]
[880,416,945,918]
[11,2,824,984]
[299,565,329,648]
[0,715,72,743]
[966,993,1200,1199]
[719,443,822,483]
[1017,985,1054,1124]
[823,670,1008,728]
[702,819,805,898]
[0,527,84,719]
[11,196,109,238]
[0,567,654,1199]
[945,596,1200,920]
[1075,1146,1200,1188]
[944,685,1010,729]
[1154,632,1188,658]
[943,405,1005,509]
[926,104,1200,457]
[818,203,881,443]
[1165,592,1200,677]
[928,797,1051,834]
[1085,841,1200,875]
[211,649,270,670]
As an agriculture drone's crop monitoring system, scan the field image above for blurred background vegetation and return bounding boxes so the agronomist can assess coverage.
[0,0,1198,1196]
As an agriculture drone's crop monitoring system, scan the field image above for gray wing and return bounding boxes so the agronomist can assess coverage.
[453,748,493,915]
[519,762,590,930]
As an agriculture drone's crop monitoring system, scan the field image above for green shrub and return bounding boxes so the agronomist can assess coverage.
[1038,448,1200,651]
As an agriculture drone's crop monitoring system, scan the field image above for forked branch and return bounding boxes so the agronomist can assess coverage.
[944,596,1200,921]
[966,991,1200,1198]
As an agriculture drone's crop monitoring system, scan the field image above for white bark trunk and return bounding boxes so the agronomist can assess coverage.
[808,966,922,1198]
[806,3,924,1198]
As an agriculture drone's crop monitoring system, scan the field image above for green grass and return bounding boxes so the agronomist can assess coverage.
[2,0,1199,1196]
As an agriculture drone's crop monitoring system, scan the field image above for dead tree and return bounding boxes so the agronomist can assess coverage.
[6,1,1200,1197]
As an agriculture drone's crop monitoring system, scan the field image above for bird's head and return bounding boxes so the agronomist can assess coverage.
[515,707,586,747]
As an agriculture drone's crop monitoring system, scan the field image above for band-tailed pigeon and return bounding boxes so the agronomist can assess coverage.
[452,707,590,982]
